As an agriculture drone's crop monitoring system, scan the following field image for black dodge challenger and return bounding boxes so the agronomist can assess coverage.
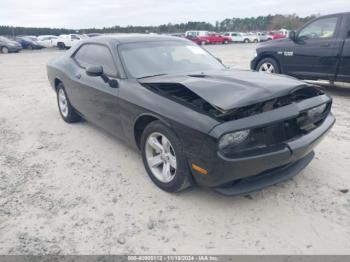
[47,35,335,196]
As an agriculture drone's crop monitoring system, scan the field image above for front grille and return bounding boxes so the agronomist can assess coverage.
[220,102,331,158]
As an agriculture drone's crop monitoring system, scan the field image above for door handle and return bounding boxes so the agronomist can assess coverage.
[75,73,81,79]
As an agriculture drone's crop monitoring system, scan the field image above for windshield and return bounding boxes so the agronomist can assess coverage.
[118,41,225,78]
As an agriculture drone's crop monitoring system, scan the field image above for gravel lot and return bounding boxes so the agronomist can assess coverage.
[0,44,349,255]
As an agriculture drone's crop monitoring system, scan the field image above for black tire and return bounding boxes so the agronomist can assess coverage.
[1,46,9,54]
[256,57,280,74]
[27,45,33,50]
[223,40,229,44]
[243,39,250,43]
[201,41,206,46]
[141,121,193,193]
[57,42,66,50]
[253,39,259,43]
[56,83,81,123]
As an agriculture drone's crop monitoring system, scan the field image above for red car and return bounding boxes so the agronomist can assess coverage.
[186,31,232,45]
[269,31,287,40]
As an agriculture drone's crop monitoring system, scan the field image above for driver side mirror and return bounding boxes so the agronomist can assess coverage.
[86,65,119,88]
[289,31,297,42]
[86,65,104,77]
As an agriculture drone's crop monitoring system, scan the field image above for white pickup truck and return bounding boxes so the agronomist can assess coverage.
[223,32,260,43]
[56,34,84,49]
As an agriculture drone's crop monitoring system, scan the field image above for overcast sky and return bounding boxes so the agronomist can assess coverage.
[0,0,348,28]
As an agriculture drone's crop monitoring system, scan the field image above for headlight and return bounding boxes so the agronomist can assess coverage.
[254,51,258,58]
[218,129,250,150]
[308,103,327,118]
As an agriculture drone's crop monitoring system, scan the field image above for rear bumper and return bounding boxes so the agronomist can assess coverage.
[191,112,335,192]
[250,56,259,70]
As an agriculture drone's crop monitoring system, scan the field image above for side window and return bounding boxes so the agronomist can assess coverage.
[299,17,338,40]
[74,44,117,76]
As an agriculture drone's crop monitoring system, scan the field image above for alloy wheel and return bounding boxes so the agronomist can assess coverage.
[2,47,9,54]
[259,62,275,73]
[145,132,177,183]
[58,88,69,117]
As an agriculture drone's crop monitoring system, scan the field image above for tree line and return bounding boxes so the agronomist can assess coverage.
[0,14,317,36]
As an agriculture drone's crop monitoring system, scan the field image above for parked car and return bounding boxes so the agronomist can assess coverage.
[256,32,273,42]
[84,33,102,38]
[15,36,44,50]
[185,30,208,38]
[25,36,38,41]
[56,34,83,49]
[37,35,59,48]
[251,12,350,83]
[269,31,287,40]
[0,36,22,53]
[223,32,259,43]
[169,33,185,38]
[47,35,334,195]
[186,31,231,45]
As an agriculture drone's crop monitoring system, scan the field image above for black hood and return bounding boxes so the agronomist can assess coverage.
[139,69,309,111]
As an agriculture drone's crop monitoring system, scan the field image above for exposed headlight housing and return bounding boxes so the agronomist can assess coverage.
[218,129,250,150]
[308,103,327,118]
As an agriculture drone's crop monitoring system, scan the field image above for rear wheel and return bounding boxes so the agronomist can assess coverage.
[56,83,81,123]
[243,39,250,43]
[201,41,207,46]
[253,39,259,43]
[141,121,192,193]
[223,40,229,44]
[1,46,9,54]
[257,58,280,74]
[57,42,66,50]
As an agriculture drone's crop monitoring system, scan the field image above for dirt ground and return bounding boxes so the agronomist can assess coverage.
[0,44,349,255]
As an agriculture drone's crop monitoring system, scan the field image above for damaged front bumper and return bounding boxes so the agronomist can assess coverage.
[189,94,335,195]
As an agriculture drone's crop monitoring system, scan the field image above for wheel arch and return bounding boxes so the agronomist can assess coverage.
[254,53,282,72]
[54,78,63,92]
[133,113,172,150]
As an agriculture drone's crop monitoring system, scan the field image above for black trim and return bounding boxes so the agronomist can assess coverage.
[214,151,314,196]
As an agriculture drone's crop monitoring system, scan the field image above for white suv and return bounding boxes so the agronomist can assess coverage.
[37,35,59,48]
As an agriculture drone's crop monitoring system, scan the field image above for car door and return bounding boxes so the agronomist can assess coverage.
[282,14,342,80]
[336,15,350,82]
[41,37,51,47]
[69,43,124,137]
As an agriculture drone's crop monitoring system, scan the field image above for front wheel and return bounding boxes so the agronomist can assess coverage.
[243,39,250,43]
[1,46,9,54]
[201,41,207,46]
[257,58,280,74]
[141,121,193,193]
[56,83,81,123]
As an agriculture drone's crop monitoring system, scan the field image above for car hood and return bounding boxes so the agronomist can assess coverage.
[138,69,308,111]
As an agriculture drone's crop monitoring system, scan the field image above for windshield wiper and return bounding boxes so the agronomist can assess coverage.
[137,73,168,79]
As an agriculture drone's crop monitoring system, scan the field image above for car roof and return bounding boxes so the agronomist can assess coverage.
[81,34,189,45]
